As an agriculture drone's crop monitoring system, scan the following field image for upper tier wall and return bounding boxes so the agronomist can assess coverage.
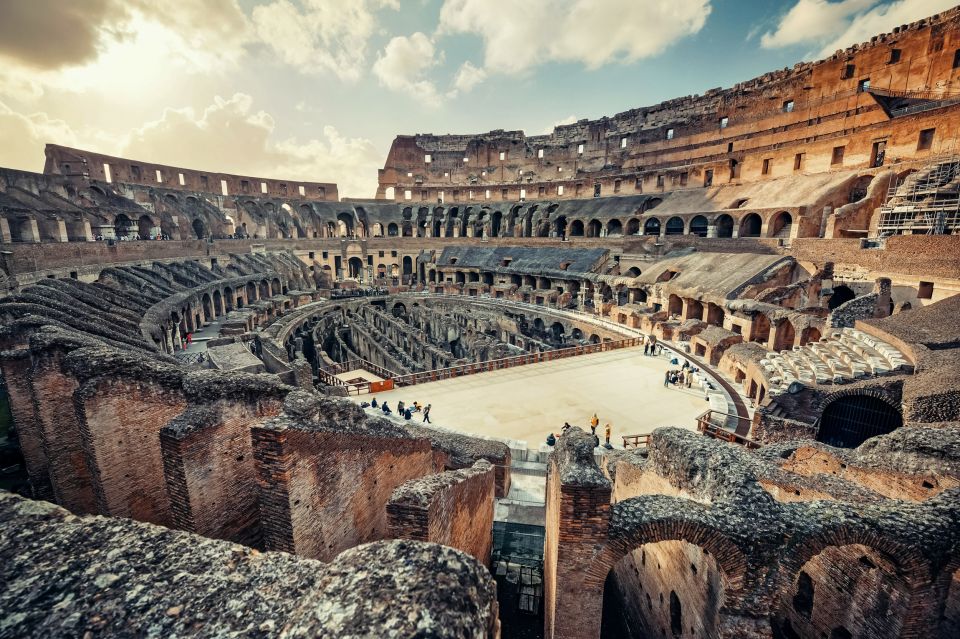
[43,144,339,202]
[378,7,960,200]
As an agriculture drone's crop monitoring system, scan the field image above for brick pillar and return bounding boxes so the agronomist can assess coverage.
[30,346,97,514]
[0,347,52,500]
[544,430,611,639]
[161,396,283,547]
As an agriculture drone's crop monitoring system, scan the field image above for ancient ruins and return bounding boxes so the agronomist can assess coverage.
[1,7,959,639]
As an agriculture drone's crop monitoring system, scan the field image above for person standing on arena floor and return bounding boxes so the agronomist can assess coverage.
[423,404,432,423]
[590,413,599,434]
[605,423,612,446]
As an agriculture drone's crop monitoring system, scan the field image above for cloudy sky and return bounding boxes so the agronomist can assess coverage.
[0,0,953,197]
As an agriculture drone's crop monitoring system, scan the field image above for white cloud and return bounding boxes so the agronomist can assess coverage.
[451,61,487,94]
[0,94,382,198]
[372,32,443,105]
[251,0,395,81]
[121,94,382,197]
[0,0,252,99]
[760,0,957,56]
[0,101,79,171]
[545,115,578,133]
[438,0,710,74]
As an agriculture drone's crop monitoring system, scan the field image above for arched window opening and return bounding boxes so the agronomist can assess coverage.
[715,214,734,238]
[665,217,684,235]
[643,218,661,236]
[689,215,708,237]
[740,213,762,237]
[829,285,856,310]
[817,394,902,448]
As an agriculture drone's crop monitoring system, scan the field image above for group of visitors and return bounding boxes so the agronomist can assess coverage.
[547,412,613,449]
[664,360,697,389]
[643,341,663,356]
[367,397,432,423]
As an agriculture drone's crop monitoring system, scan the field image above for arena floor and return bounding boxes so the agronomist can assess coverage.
[358,346,712,449]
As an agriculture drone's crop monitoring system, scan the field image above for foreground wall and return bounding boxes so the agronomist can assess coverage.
[0,491,499,638]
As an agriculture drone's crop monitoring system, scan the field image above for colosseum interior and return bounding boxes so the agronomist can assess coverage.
[1,6,960,639]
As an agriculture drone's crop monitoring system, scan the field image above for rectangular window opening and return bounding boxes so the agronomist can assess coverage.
[889,48,901,64]
[762,158,771,175]
[155,169,163,183]
[918,128,936,151]
[783,100,794,113]
[261,182,268,194]
[666,128,674,140]
[298,185,306,196]
[831,146,845,166]
[918,281,934,299]
[220,179,229,195]
[178,172,185,186]
[794,153,804,171]
[841,63,855,79]
[103,163,112,183]
[620,136,628,149]
[719,116,728,128]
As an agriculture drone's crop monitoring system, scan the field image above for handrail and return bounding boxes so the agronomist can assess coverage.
[622,433,652,449]
[392,336,643,386]
[696,410,760,449]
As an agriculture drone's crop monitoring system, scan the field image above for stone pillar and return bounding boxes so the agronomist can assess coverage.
[53,219,69,242]
[706,223,717,238]
[544,429,611,639]
[0,218,11,242]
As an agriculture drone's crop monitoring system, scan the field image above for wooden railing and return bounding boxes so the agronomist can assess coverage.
[696,410,760,449]
[622,433,652,449]
[317,358,397,395]
[391,336,643,387]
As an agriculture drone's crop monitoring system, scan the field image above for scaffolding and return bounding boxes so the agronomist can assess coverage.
[876,156,960,237]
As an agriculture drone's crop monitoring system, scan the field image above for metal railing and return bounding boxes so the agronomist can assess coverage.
[391,336,643,387]
[696,410,760,449]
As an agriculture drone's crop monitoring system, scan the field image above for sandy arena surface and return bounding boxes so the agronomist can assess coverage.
[356,346,710,448]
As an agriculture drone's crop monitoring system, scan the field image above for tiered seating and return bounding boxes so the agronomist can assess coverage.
[759,328,910,393]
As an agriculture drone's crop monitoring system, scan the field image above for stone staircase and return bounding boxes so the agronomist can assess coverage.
[760,327,911,394]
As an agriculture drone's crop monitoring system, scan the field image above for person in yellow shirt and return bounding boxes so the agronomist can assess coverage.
[590,413,599,434]
[605,423,612,446]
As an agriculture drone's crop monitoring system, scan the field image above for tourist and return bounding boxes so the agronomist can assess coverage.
[686,373,693,388]
[370,397,378,408]
[644,343,649,355]
[381,402,391,415]
[546,433,556,446]
[397,400,405,414]
[404,408,412,420]
[412,401,422,412]
[664,371,670,387]
[562,422,572,434]
[423,404,432,423]
[590,413,599,434]
[186,332,193,345]
[605,423,612,446]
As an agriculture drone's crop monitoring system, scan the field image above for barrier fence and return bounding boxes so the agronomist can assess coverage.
[696,410,760,448]
[391,336,643,387]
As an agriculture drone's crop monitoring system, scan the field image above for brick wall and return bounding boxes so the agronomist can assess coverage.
[161,397,284,547]
[387,460,495,565]
[76,378,187,526]
[609,540,724,638]
[544,430,612,639]
[29,347,96,513]
[778,544,910,639]
[253,422,433,561]
[0,348,51,500]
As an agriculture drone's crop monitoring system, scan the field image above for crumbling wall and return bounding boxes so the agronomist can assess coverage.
[0,491,499,638]
[387,459,495,565]
[253,392,433,561]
